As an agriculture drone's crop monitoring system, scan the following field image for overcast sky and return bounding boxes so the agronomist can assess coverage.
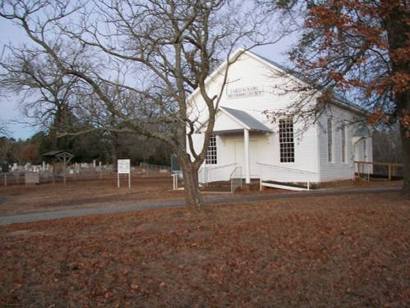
[0,16,297,140]
[0,18,36,139]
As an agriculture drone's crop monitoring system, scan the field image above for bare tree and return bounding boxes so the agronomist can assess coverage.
[0,0,286,206]
[0,45,172,167]
[0,48,92,146]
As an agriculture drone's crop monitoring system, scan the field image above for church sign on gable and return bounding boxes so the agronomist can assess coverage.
[226,86,273,98]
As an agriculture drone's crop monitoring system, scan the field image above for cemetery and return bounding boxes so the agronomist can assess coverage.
[0,153,404,215]
[0,158,183,215]
[0,158,172,186]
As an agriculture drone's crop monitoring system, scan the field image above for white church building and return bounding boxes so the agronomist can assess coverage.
[187,49,372,188]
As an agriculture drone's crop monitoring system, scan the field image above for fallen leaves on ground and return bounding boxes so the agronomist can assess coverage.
[0,193,409,306]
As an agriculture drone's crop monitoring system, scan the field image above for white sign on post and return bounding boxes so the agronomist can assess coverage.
[117,159,131,188]
[118,159,130,174]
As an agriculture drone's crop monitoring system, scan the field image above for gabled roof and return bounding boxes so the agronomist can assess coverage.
[42,150,74,158]
[42,150,69,156]
[249,52,295,77]
[188,48,367,116]
[353,126,371,138]
[219,107,272,133]
[245,50,367,115]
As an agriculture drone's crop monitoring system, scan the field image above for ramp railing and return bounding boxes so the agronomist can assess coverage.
[354,161,403,181]
[230,166,243,193]
[198,163,237,184]
[256,162,319,191]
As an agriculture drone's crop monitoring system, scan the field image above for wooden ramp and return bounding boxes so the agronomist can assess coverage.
[260,180,311,192]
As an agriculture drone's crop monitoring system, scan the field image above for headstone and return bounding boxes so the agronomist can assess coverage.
[25,172,40,185]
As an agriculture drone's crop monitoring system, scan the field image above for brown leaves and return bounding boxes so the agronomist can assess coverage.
[0,193,409,306]
[290,0,410,125]
[391,72,410,94]
[368,108,390,125]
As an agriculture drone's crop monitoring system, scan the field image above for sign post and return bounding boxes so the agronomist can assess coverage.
[117,159,131,189]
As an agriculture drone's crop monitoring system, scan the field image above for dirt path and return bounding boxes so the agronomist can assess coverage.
[0,186,401,225]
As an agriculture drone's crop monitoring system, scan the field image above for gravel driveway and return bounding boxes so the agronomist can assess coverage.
[0,186,400,225]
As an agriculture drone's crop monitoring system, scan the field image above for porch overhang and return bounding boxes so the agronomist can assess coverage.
[213,107,272,185]
[352,125,371,144]
[196,107,271,185]
[353,126,371,138]
[213,106,272,134]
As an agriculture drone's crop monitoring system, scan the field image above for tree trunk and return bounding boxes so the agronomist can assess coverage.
[383,0,410,196]
[110,132,119,172]
[111,147,117,172]
[398,85,410,197]
[180,155,203,207]
[399,119,410,197]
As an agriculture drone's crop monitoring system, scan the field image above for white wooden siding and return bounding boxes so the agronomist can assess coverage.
[189,51,372,183]
[317,105,371,181]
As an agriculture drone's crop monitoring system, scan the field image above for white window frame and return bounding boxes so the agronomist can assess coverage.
[205,134,217,165]
[341,123,347,163]
[279,118,295,163]
[327,118,333,163]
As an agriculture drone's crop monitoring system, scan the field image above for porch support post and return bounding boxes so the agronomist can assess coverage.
[244,128,250,184]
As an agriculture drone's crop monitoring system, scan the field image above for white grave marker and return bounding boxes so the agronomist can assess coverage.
[117,159,131,188]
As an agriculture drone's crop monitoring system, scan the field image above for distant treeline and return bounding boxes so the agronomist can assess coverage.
[0,130,172,166]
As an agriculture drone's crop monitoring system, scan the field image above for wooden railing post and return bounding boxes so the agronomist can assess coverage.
[354,160,403,181]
